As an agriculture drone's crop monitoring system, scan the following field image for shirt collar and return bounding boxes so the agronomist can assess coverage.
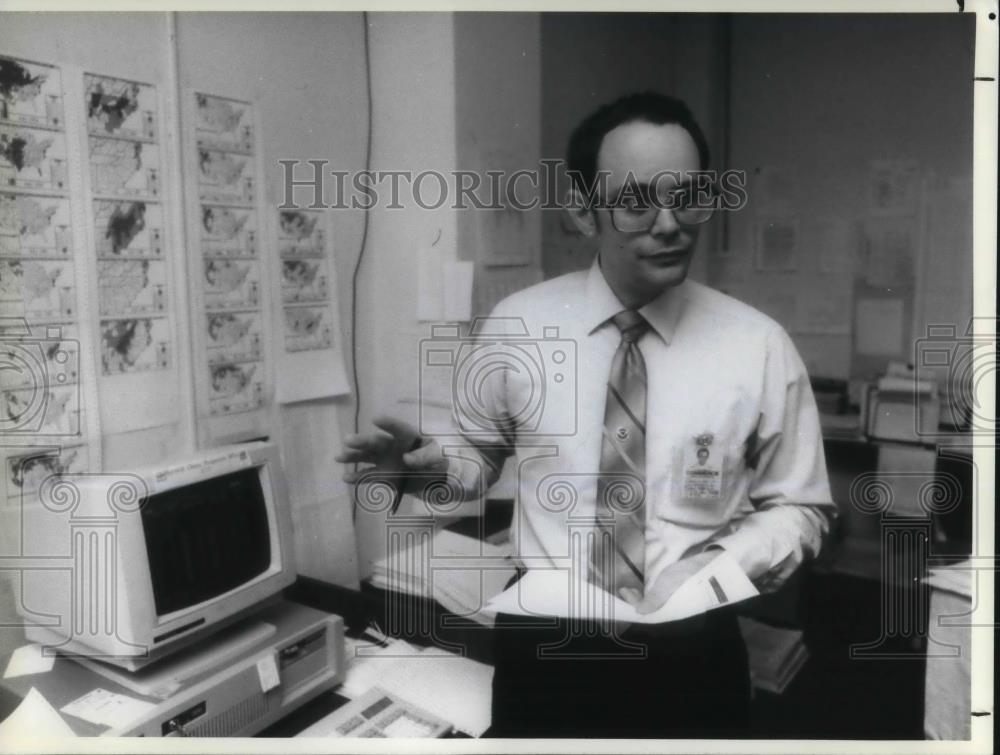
[584,256,687,345]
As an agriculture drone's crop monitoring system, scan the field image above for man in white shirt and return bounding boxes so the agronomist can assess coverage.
[338,91,835,738]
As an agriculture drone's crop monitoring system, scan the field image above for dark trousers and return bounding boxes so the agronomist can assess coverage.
[487,606,751,738]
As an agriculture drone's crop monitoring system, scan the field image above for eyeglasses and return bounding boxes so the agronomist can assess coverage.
[604,183,717,233]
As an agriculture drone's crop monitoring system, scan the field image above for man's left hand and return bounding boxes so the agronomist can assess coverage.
[619,549,721,614]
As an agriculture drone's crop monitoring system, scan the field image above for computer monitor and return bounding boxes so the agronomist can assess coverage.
[15,441,296,671]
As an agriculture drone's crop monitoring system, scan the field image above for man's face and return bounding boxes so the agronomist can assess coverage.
[593,121,703,307]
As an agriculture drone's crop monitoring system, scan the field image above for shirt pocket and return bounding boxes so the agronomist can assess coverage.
[657,389,756,527]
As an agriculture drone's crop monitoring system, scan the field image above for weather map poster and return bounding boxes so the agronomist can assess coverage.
[88,137,160,199]
[0,192,72,258]
[94,199,162,258]
[5,443,89,499]
[0,383,81,437]
[0,126,68,192]
[100,316,170,375]
[280,258,327,304]
[203,258,260,311]
[195,93,253,154]
[0,56,64,130]
[0,258,75,320]
[201,204,256,258]
[97,258,167,317]
[208,361,264,416]
[84,74,157,142]
[206,311,262,365]
[277,209,324,258]
[197,148,254,205]
[0,321,80,392]
[283,304,333,353]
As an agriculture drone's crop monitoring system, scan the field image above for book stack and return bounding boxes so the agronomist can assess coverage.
[738,616,810,695]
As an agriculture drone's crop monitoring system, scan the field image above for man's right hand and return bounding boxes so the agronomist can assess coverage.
[335,415,449,500]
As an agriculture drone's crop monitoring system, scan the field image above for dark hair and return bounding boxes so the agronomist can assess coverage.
[566,91,710,195]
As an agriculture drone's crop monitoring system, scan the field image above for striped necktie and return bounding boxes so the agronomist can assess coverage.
[591,309,650,598]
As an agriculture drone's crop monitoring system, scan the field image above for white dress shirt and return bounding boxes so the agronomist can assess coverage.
[445,259,836,592]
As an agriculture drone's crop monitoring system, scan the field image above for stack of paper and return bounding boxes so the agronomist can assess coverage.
[369,529,515,626]
[738,617,810,695]
[338,637,493,737]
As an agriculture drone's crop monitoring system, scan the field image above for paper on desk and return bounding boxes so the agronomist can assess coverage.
[0,688,75,739]
[486,550,758,623]
[60,688,156,730]
[377,648,493,737]
[3,644,55,679]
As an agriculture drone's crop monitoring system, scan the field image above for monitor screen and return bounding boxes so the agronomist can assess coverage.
[141,466,272,616]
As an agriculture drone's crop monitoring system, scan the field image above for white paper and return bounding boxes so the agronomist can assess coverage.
[486,550,758,624]
[0,688,75,739]
[3,643,55,679]
[442,260,474,322]
[256,653,281,693]
[377,648,494,737]
[417,246,444,321]
[60,687,155,730]
[754,218,798,271]
[855,298,904,356]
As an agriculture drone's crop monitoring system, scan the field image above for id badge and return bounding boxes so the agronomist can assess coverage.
[682,432,724,500]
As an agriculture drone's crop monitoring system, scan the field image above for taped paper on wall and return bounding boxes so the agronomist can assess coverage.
[754,218,798,272]
[195,93,254,154]
[197,148,254,205]
[100,316,170,375]
[203,258,260,311]
[5,443,89,499]
[0,258,76,320]
[97,258,166,317]
[209,361,264,416]
[201,203,256,258]
[280,258,327,304]
[88,137,160,199]
[1,383,81,436]
[277,209,324,258]
[84,74,157,142]
[0,56,64,130]
[93,199,162,258]
[206,311,262,364]
[0,126,67,192]
[283,304,333,352]
[0,192,72,258]
[0,320,80,390]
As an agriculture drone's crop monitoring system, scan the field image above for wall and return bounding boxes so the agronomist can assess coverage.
[174,11,369,587]
[716,14,975,383]
[351,12,461,576]
[0,15,370,662]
